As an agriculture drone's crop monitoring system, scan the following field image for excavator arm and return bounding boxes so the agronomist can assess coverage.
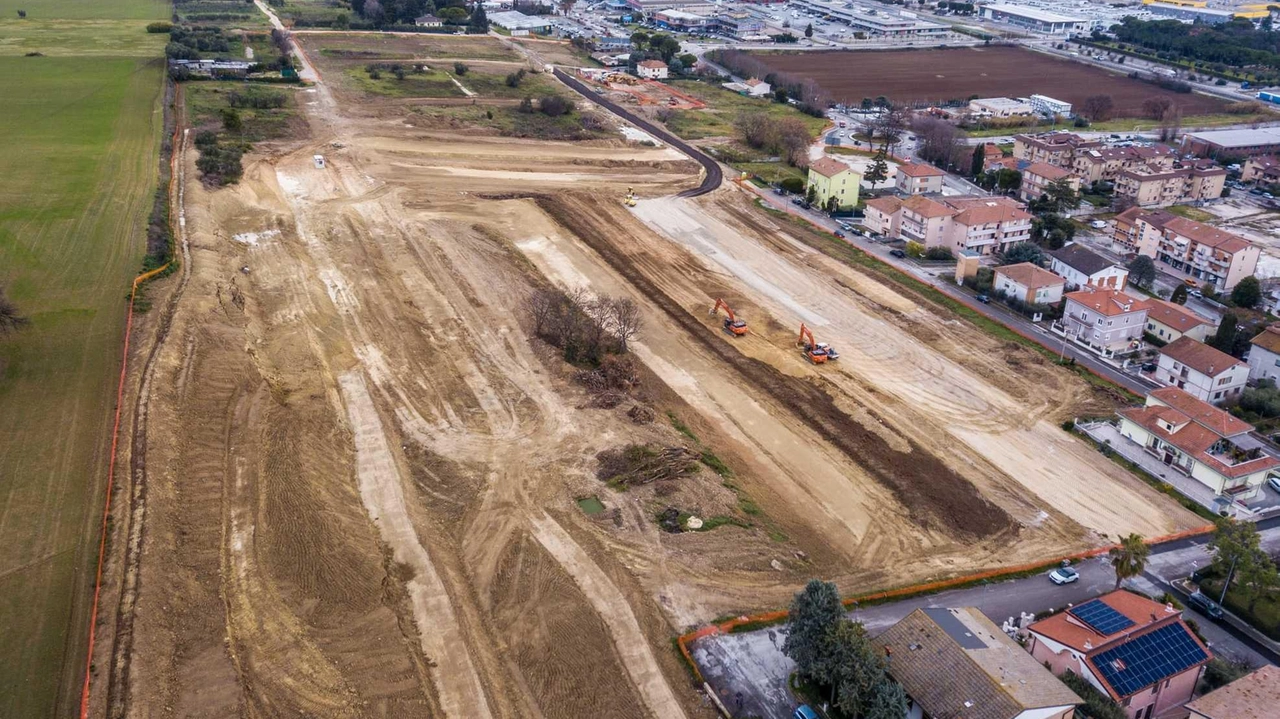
[711,299,748,336]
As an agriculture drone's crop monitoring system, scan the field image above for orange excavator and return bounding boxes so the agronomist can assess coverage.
[798,323,839,364]
[710,299,748,336]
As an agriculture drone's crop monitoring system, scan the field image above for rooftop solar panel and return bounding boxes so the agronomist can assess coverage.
[1069,599,1136,636]
[1091,622,1208,697]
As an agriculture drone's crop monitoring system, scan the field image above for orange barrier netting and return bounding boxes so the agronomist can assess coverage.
[78,85,182,719]
[676,525,1214,684]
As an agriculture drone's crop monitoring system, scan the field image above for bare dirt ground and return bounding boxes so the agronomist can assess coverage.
[103,31,1201,719]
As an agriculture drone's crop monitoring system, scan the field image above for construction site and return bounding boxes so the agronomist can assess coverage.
[86,29,1206,719]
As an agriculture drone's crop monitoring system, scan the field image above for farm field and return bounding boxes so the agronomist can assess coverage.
[751,46,1228,118]
[109,26,1202,719]
[0,0,166,716]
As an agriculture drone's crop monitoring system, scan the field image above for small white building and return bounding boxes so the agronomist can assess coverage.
[636,59,668,80]
[414,14,443,27]
[1248,323,1280,385]
[489,10,552,35]
[1046,243,1128,291]
[722,78,771,97]
[993,262,1066,306]
[968,97,1036,118]
[1156,336,1247,406]
[1028,94,1072,117]
[894,162,946,195]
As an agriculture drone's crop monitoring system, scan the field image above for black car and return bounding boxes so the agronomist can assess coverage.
[975,294,991,304]
[1140,362,1157,372]
[791,197,804,205]
[1186,592,1224,619]
[889,249,906,258]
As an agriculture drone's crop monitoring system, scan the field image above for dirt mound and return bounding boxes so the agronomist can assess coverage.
[538,195,1014,540]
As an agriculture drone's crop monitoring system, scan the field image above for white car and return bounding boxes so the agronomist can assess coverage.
[1268,475,1280,493]
[1090,220,1107,229]
[1049,566,1079,585]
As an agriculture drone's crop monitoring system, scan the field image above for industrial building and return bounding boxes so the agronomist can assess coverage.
[1144,1,1235,24]
[980,4,1089,35]
[1028,94,1072,117]
[1180,127,1280,159]
[790,0,949,37]
[488,10,552,34]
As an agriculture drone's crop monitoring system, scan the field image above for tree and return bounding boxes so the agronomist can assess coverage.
[1231,275,1262,309]
[995,167,1022,193]
[630,31,648,47]
[970,143,985,178]
[1170,284,1188,305]
[1239,554,1279,613]
[1109,533,1149,590]
[1040,177,1080,214]
[912,116,962,168]
[453,61,468,75]
[865,148,889,191]
[1209,516,1261,603]
[864,680,909,719]
[221,107,242,133]
[1210,312,1238,354]
[1127,255,1156,289]
[999,242,1045,266]
[467,4,489,32]
[0,285,28,335]
[782,580,844,680]
[804,23,813,38]
[1031,213,1074,250]
[558,0,573,15]
[1142,95,1173,120]
[1080,94,1115,122]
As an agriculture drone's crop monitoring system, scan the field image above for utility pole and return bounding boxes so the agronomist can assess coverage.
[1219,554,1238,607]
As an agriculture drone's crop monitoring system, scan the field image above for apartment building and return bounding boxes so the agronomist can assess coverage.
[1156,336,1247,405]
[1013,132,1101,167]
[1145,299,1211,343]
[1020,161,1079,203]
[805,157,861,210]
[1072,145,1176,184]
[1153,217,1259,290]
[894,162,945,195]
[866,195,1032,256]
[1241,155,1280,184]
[1061,288,1149,356]
[1111,206,1174,257]
[1113,161,1226,207]
[1247,324,1280,385]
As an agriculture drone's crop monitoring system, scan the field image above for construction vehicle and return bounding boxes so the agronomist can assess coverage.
[710,299,748,336]
[623,186,637,207]
[798,323,839,364]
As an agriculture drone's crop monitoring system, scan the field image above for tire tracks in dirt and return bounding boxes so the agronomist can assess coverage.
[105,126,194,719]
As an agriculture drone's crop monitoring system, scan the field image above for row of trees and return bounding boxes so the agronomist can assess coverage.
[525,287,641,364]
[350,0,488,31]
[707,49,831,117]
[1110,16,1280,77]
[735,112,813,167]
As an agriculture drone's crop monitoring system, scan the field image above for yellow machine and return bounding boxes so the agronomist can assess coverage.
[623,186,637,207]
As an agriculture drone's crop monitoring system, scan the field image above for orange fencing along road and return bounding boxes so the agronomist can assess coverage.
[78,84,182,719]
[675,524,1214,684]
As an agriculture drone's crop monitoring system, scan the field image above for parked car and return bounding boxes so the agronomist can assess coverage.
[1189,289,1203,299]
[794,706,819,719]
[833,230,845,238]
[1251,188,1265,195]
[1090,220,1107,229]
[1049,566,1079,585]
[1186,591,1224,619]
[1141,362,1157,372]
[791,197,804,206]
[976,294,991,304]
[773,187,786,195]
[1267,474,1280,493]
[889,248,906,258]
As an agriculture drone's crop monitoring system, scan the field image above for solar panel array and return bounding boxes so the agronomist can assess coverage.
[1091,623,1209,697]
[1068,599,1135,635]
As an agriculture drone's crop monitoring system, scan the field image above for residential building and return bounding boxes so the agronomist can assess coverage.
[1060,288,1149,356]
[489,10,552,34]
[1014,132,1101,166]
[1152,217,1259,291]
[1047,243,1128,291]
[1185,664,1280,719]
[894,162,945,195]
[1181,127,1280,159]
[981,4,1088,34]
[1156,336,1246,405]
[994,263,1066,305]
[1026,591,1211,719]
[1020,161,1080,203]
[1247,323,1280,385]
[1241,154,1280,184]
[636,59,668,79]
[1118,386,1280,501]
[873,608,1081,719]
[1145,299,1211,344]
[414,14,443,26]
[1072,145,1176,185]
[1028,94,1073,117]
[805,157,861,211]
[791,0,949,37]
[1113,161,1226,207]
[1111,206,1173,257]
[969,97,1036,117]
[868,195,1032,255]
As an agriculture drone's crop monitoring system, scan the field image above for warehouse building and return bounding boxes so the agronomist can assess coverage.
[488,10,552,34]
[980,4,1088,35]
[1144,2,1235,24]
[790,0,949,37]
[1181,128,1280,159]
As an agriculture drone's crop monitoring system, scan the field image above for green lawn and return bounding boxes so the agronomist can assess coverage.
[963,113,1276,138]
[184,81,300,140]
[457,69,559,99]
[738,161,805,185]
[664,79,828,140]
[1164,204,1216,223]
[346,64,463,97]
[0,1,166,715]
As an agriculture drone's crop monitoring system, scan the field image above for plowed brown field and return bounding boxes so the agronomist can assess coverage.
[90,30,1201,719]
[751,46,1227,117]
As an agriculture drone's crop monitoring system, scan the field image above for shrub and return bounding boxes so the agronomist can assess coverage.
[146,21,173,33]
[924,247,953,261]
[905,241,925,259]
[538,95,574,117]
[779,177,805,194]
[453,61,468,75]
[505,69,526,88]
[227,87,287,109]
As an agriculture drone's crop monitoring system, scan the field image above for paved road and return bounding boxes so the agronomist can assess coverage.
[695,525,1280,719]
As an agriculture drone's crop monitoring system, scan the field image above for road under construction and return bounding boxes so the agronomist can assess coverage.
[84,30,1204,719]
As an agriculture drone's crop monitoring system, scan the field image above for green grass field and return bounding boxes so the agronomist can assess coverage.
[664,79,827,140]
[0,0,166,715]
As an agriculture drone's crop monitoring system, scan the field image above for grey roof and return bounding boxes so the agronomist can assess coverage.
[1185,127,1280,150]
[1049,243,1116,277]
[873,608,1081,719]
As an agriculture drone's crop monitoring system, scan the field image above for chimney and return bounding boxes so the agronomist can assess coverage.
[1209,364,1215,374]
[1166,603,1176,614]
[1084,639,1092,650]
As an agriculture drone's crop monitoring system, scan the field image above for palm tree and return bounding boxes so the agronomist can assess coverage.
[1109,533,1150,590]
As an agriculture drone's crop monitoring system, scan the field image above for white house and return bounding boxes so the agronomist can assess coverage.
[894,162,946,195]
[1119,387,1280,501]
[414,14,443,27]
[636,59,668,79]
[1248,323,1280,385]
[1061,288,1149,357]
[1047,243,1128,291]
[1156,336,1247,406]
[993,263,1065,305]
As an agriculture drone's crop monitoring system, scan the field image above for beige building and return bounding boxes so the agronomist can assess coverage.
[1111,206,1174,257]
[636,59,668,79]
[862,195,901,237]
[1113,210,1259,290]
[1156,336,1247,405]
[894,162,945,195]
[898,195,954,247]
[994,262,1065,305]
[1047,243,1128,291]
[1186,664,1280,719]
[1061,287,1149,356]
[1241,155,1280,185]
[1020,161,1079,203]
[864,195,1032,256]
[1013,132,1102,167]
[1114,161,1226,207]
[1072,144,1176,184]
[1145,299,1212,343]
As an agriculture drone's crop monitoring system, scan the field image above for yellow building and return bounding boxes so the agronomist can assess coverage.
[805,157,861,211]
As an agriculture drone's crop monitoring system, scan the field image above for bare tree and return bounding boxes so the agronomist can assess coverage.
[871,107,910,153]
[1080,94,1115,122]
[911,116,963,169]
[0,285,28,336]
[1142,96,1173,121]
[526,288,560,337]
[1158,105,1182,142]
[605,297,642,353]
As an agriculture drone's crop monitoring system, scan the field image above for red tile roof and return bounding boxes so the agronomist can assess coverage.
[1162,217,1252,255]
[1029,591,1184,654]
[901,194,955,219]
[1024,161,1073,181]
[1145,299,1210,334]
[897,162,946,178]
[1185,665,1280,719]
[863,195,902,215]
[638,59,667,69]
[1159,336,1243,377]
[808,156,854,179]
[1064,288,1149,317]
[1250,324,1280,355]
[996,262,1065,291]
[1147,386,1253,437]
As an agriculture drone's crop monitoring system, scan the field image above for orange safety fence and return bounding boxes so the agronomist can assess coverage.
[675,525,1214,685]
[78,85,183,719]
